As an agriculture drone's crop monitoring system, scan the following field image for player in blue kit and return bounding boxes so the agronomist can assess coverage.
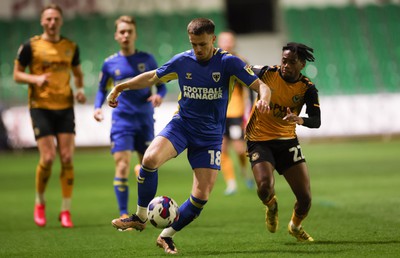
[93,15,167,218]
[107,18,271,254]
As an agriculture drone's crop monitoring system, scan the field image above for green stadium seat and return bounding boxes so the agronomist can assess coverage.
[284,4,400,95]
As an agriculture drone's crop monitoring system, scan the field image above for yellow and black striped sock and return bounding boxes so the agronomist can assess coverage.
[36,163,52,195]
[263,195,277,209]
[291,210,307,228]
[60,163,74,198]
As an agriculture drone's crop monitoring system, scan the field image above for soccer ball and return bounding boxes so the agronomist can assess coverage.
[147,196,179,228]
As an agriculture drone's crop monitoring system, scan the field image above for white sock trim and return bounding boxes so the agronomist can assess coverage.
[35,193,45,205]
[290,220,301,230]
[160,227,177,238]
[61,198,71,211]
[137,205,148,221]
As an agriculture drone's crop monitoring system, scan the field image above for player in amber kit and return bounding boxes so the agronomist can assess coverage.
[246,43,321,242]
[217,31,254,195]
[13,4,86,228]
[93,15,167,218]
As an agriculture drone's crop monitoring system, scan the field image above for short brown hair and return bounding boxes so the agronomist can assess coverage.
[115,15,136,30]
[187,18,215,35]
[40,3,63,17]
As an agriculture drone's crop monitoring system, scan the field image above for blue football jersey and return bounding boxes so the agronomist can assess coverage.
[156,48,258,138]
[94,51,166,115]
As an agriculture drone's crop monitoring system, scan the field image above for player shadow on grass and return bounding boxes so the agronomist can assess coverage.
[300,240,400,245]
[188,240,400,256]
[186,249,343,256]
[61,223,113,229]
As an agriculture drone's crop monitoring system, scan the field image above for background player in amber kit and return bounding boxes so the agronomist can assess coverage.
[246,42,320,241]
[13,3,86,228]
[93,15,166,218]
[217,31,254,195]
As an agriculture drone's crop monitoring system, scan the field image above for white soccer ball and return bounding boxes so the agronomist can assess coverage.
[147,196,180,228]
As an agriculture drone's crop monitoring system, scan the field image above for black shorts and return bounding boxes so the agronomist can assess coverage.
[247,138,306,175]
[30,108,75,140]
[224,117,244,140]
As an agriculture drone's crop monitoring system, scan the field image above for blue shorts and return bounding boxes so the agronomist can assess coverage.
[158,115,222,170]
[110,112,154,154]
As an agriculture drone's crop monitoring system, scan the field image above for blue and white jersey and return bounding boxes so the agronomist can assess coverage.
[94,51,167,116]
[156,48,258,139]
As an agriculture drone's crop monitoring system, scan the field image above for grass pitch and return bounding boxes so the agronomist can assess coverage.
[0,138,399,257]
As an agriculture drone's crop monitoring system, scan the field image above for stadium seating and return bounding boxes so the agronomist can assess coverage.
[1,5,399,106]
[284,4,400,95]
[0,11,226,105]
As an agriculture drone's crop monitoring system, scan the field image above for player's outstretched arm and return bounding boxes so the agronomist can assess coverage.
[107,70,160,108]
[250,79,271,113]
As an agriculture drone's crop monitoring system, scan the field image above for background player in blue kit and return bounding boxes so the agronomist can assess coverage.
[107,18,271,254]
[93,15,167,218]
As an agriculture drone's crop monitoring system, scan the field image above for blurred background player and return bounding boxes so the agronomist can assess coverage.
[246,42,321,241]
[93,15,167,219]
[13,3,86,228]
[217,31,254,195]
[107,18,271,254]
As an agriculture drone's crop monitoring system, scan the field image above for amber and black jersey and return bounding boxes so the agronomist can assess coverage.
[15,35,80,110]
[223,50,248,119]
[245,65,320,141]
[227,81,246,118]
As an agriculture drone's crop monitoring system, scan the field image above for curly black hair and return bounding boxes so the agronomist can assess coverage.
[282,42,315,62]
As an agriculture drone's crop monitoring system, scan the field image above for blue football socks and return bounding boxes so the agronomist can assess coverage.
[137,165,158,207]
[172,195,207,231]
[113,177,129,215]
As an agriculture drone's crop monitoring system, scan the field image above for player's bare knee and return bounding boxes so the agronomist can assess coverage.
[142,153,161,168]
[257,179,274,192]
[40,153,56,167]
[59,151,73,164]
[116,160,130,175]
